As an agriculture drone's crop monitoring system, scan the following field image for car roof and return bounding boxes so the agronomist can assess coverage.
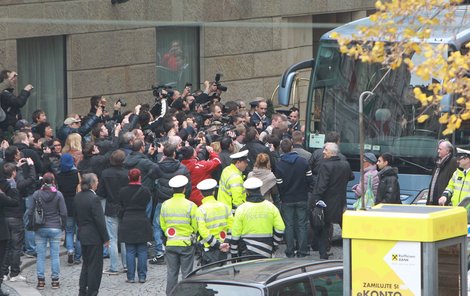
[185,258,343,285]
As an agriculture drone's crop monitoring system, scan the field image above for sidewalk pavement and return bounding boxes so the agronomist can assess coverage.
[5,227,346,295]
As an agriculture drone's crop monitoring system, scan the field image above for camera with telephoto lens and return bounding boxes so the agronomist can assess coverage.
[214,73,227,92]
[116,98,127,107]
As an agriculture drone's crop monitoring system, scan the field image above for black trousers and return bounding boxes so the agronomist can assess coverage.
[0,240,7,288]
[2,217,24,277]
[79,244,104,296]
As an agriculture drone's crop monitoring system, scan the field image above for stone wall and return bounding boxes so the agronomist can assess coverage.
[0,0,374,116]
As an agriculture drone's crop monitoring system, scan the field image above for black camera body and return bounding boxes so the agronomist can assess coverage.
[116,98,127,107]
[152,85,174,99]
[214,73,227,92]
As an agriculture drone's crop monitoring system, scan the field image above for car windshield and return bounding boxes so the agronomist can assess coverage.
[171,282,263,296]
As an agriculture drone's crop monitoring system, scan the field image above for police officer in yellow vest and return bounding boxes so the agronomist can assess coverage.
[230,177,285,258]
[196,178,232,265]
[160,175,198,296]
[439,147,470,206]
[218,150,249,211]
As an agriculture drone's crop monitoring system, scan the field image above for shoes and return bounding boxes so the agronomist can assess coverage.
[121,267,128,273]
[103,269,119,275]
[103,254,110,259]
[74,259,82,265]
[139,278,146,283]
[51,279,60,289]
[67,253,74,265]
[24,252,37,258]
[37,278,45,290]
[126,279,135,283]
[148,254,165,265]
[9,275,26,282]
[3,275,9,281]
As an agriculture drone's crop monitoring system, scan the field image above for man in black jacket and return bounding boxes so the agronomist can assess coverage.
[427,140,458,205]
[74,173,109,296]
[97,150,129,274]
[148,144,190,265]
[0,70,33,131]
[310,142,353,259]
[275,139,313,258]
[240,127,275,175]
[56,108,102,144]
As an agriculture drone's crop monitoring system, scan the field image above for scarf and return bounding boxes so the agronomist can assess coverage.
[249,168,277,196]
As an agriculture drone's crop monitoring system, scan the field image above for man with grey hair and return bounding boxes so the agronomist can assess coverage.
[310,142,353,259]
[74,173,110,296]
[427,140,457,205]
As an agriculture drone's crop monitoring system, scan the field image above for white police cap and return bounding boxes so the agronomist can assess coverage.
[243,177,263,190]
[169,175,189,188]
[457,147,470,157]
[197,178,217,191]
[230,150,248,160]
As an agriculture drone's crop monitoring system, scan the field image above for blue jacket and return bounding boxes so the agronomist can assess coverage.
[275,151,313,203]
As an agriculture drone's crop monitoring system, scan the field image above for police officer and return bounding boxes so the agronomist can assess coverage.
[160,175,198,296]
[230,177,285,258]
[196,179,232,266]
[439,147,470,206]
[218,150,249,211]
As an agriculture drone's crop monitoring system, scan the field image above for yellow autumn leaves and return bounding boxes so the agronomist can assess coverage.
[335,0,469,135]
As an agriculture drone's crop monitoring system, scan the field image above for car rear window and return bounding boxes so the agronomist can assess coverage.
[171,282,263,296]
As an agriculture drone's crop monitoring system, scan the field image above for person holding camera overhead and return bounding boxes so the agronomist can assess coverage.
[0,69,34,131]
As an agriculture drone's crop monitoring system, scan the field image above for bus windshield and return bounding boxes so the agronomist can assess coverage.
[309,42,454,174]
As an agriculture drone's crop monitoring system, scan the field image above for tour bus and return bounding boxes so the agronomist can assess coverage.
[278,7,470,208]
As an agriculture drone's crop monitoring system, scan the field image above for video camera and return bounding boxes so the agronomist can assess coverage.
[214,73,227,92]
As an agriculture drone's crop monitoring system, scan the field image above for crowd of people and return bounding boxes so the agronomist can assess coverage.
[0,67,465,296]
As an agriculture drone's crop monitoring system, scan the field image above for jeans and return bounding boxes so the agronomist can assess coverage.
[35,228,62,280]
[65,217,81,260]
[125,243,147,281]
[105,216,126,271]
[146,202,164,256]
[2,217,24,277]
[281,201,309,257]
[23,195,36,254]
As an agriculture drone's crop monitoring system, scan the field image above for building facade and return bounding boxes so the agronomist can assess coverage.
[0,0,374,127]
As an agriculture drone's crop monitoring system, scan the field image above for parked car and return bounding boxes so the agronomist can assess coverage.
[170,256,343,296]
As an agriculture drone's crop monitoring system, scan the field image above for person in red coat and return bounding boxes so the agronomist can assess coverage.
[180,145,221,206]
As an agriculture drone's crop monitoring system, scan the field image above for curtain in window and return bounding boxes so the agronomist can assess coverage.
[156,27,199,91]
[17,36,65,132]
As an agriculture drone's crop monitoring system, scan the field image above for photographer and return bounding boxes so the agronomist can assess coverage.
[0,70,34,131]
[150,85,174,119]
[57,108,102,144]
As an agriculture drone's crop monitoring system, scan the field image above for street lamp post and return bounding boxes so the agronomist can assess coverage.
[359,91,374,210]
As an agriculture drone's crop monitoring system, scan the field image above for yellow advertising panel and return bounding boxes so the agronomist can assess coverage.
[352,239,421,296]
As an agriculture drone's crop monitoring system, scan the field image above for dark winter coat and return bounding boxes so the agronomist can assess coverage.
[56,114,100,144]
[427,156,458,205]
[0,189,19,240]
[56,170,80,217]
[240,140,274,175]
[376,166,401,204]
[309,148,346,188]
[310,156,353,224]
[154,157,191,204]
[118,184,153,244]
[275,151,313,203]
[0,87,31,131]
[2,178,22,219]
[16,143,44,176]
[74,189,109,246]
[77,154,107,178]
[96,166,129,217]
[123,151,159,192]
